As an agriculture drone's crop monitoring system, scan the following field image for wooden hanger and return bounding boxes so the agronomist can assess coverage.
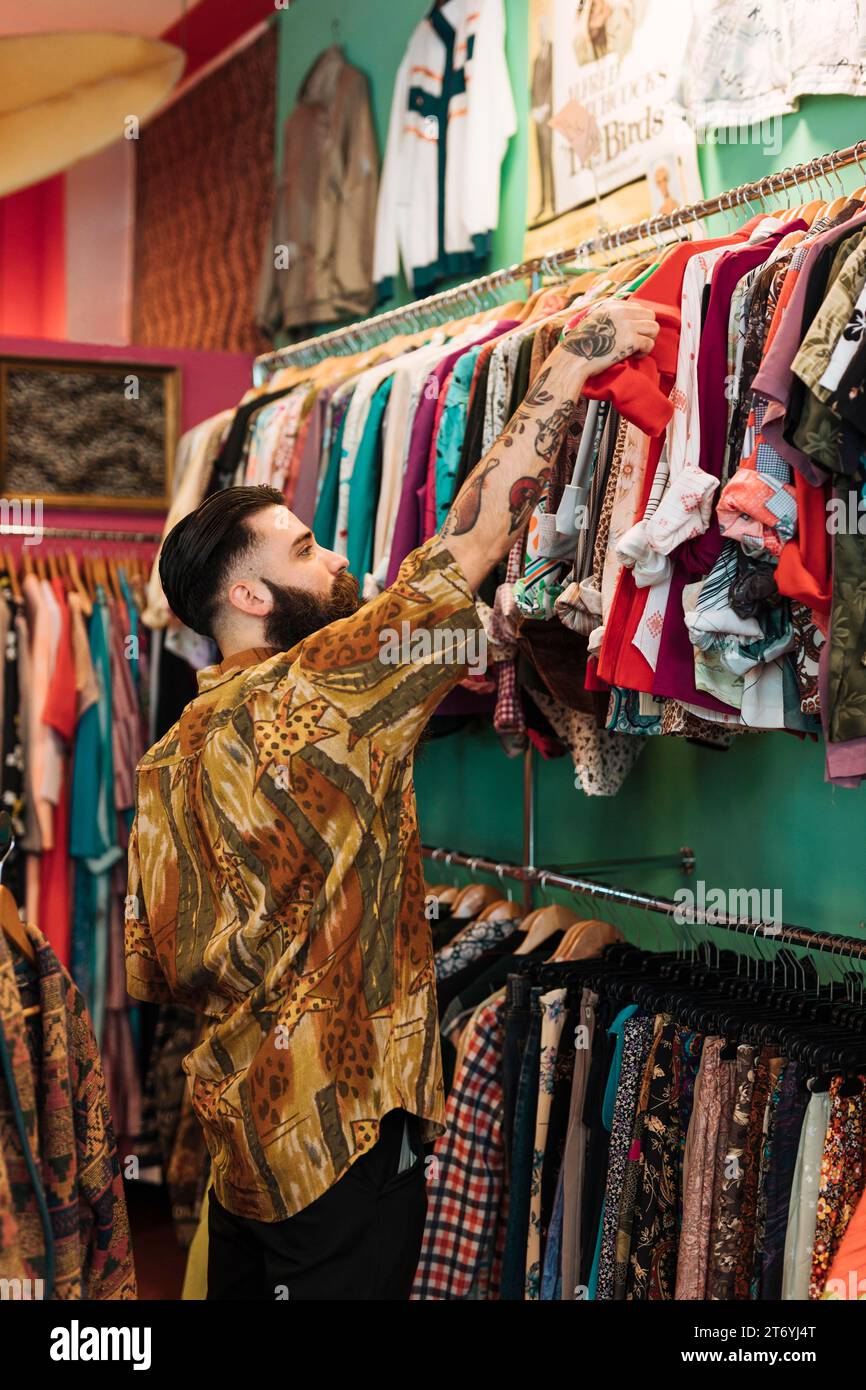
[514,902,581,955]
[450,882,501,919]
[47,552,60,581]
[551,918,622,961]
[66,552,93,615]
[435,885,460,906]
[475,897,522,924]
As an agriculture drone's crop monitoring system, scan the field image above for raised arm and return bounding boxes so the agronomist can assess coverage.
[440,299,659,592]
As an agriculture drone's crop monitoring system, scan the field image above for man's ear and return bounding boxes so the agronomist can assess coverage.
[225,577,272,618]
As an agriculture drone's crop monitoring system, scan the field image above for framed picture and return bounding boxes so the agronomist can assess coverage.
[0,357,180,510]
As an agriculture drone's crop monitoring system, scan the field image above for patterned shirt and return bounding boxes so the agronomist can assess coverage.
[125,534,483,1221]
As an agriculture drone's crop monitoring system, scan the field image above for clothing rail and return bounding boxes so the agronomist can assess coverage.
[0,525,161,542]
[254,138,866,379]
[420,846,866,961]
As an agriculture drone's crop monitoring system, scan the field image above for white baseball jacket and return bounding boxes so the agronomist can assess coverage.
[373,0,517,300]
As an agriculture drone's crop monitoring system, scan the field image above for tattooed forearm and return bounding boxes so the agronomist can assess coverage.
[440,454,501,537]
[508,469,552,532]
[435,298,656,591]
[533,400,576,461]
[500,365,576,462]
[560,311,627,364]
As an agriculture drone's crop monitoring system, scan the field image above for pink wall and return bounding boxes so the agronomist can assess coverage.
[0,334,253,536]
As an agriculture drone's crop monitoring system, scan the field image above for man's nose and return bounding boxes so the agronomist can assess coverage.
[323,547,349,574]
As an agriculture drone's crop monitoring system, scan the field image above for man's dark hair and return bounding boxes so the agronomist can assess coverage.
[159,485,287,638]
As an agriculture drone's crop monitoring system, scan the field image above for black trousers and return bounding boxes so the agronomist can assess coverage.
[207,1109,427,1300]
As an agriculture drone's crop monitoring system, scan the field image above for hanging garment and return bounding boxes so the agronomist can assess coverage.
[680,0,866,127]
[0,920,136,1299]
[411,994,507,1300]
[781,1084,832,1299]
[373,0,516,298]
[256,47,379,335]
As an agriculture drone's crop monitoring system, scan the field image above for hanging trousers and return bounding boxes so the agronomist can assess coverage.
[207,1108,426,1300]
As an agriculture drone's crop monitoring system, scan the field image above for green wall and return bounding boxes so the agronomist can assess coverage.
[276,2,866,938]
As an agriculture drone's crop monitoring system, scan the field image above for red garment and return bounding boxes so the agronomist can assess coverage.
[42,579,77,742]
[824,1180,866,1299]
[592,223,766,694]
[563,300,681,437]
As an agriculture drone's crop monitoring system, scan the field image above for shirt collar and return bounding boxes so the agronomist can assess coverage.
[196,645,280,694]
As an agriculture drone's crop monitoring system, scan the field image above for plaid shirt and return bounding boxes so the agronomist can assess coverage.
[412,993,507,1299]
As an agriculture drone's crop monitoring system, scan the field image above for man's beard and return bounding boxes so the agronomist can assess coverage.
[262,570,361,650]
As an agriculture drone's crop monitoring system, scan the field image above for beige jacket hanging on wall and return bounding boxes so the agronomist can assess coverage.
[256,46,379,336]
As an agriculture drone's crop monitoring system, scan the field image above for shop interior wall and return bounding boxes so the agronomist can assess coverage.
[275,0,866,934]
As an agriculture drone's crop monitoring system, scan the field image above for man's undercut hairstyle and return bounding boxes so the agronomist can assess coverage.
[159,485,287,638]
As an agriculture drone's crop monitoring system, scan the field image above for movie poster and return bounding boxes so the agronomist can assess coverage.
[526,0,703,258]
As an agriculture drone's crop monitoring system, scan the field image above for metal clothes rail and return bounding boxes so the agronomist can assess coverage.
[254,138,866,379]
[420,846,866,962]
[0,525,161,542]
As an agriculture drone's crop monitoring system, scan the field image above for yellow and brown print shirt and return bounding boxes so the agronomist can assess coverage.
[125,534,482,1221]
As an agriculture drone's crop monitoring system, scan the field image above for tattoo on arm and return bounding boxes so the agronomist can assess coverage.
[500,364,576,462]
[560,311,628,364]
[508,469,552,533]
[440,455,501,538]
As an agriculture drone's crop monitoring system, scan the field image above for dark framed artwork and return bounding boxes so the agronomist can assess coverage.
[0,357,180,510]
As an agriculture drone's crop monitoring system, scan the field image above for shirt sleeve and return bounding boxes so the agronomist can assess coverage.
[293,532,485,760]
[124,812,172,1004]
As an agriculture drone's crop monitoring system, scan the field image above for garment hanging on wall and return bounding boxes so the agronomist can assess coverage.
[255,46,380,336]
[413,898,866,1303]
[680,0,866,128]
[372,0,517,300]
[0,918,136,1298]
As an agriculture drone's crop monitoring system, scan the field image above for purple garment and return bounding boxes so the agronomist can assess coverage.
[752,208,866,488]
[385,321,520,585]
[653,228,795,710]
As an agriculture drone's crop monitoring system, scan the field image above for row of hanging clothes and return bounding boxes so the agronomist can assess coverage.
[0,809,137,1297]
[0,542,157,1144]
[413,871,866,1302]
[144,151,866,795]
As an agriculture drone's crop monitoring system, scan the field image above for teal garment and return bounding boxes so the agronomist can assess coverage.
[69,590,120,1038]
[434,344,483,528]
[313,399,350,550]
[347,376,393,581]
[118,568,139,688]
[587,1003,639,1300]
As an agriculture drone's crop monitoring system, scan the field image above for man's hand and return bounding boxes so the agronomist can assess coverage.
[556,298,660,375]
